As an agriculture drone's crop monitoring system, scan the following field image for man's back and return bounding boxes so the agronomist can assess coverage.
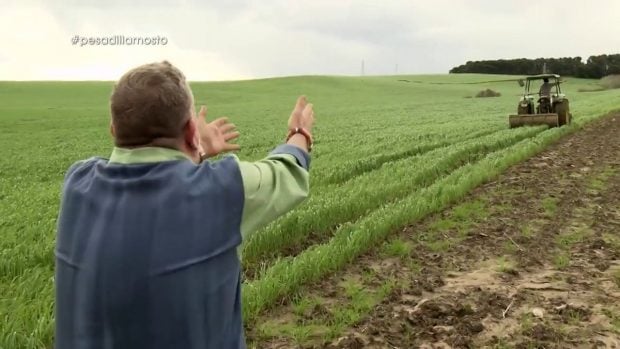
[55,156,245,349]
[54,61,314,348]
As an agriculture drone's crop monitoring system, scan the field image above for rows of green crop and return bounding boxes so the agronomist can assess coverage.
[0,184,57,283]
[242,117,501,162]
[236,94,506,160]
[314,119,498,154]
[241,125,544,268]
[0,123,494,279]
[241,119,588,321]
[0,268,54,348]
[310,125,501,186]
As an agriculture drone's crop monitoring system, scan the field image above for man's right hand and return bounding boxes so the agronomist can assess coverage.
[196,106,240,158]
[285,96,315,153]
[288,96,315,132]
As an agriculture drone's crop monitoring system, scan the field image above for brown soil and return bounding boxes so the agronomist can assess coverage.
[248,114,620,349]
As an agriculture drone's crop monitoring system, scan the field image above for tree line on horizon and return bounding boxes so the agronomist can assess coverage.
[449,54,620,79]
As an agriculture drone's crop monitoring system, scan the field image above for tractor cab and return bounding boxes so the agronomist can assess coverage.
[509,74,571,128]
[521,74,564,114]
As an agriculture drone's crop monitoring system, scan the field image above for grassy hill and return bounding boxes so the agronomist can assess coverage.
[1,74,619,348]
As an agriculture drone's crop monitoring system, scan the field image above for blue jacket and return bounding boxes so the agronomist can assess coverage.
[55,145,310,349]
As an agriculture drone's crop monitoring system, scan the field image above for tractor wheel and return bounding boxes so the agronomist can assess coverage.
[555,100,570,126]
[518,100,533,115]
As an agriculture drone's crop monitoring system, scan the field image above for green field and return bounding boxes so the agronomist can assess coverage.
[1,74,619,348]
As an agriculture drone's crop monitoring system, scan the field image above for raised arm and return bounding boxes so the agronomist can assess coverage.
[194,96,315,239]
[238,96,315,239]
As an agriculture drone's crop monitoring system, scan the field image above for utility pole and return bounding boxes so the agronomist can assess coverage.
[361,59,365,76]
[395,63,398,75]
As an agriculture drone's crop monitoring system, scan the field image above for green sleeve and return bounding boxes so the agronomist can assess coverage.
[235,154,310,239]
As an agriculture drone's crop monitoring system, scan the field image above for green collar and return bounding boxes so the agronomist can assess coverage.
[109,147,191,164]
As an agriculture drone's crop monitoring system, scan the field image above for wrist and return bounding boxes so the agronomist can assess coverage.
[199,143,218,159]
[288,124,312,133]
[199,150,210,162]
[286,127,313,152]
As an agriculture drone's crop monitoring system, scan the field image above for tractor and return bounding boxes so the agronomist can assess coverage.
[509,74,572,128]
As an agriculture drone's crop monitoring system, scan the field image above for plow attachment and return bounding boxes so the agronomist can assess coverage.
[508,113,559,128]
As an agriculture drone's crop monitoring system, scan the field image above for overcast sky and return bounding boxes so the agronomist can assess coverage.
[1,0,619,81]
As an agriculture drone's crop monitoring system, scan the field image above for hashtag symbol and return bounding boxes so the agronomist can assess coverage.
[72,35,79,45]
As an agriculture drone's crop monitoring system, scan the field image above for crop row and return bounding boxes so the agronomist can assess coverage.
[241,125,544,270]
[241,121,580,321]
[310,125,501,186]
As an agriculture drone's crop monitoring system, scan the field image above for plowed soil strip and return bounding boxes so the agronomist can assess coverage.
[247,114,620,349]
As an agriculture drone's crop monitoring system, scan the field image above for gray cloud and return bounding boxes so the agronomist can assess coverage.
[1,0,619,80]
